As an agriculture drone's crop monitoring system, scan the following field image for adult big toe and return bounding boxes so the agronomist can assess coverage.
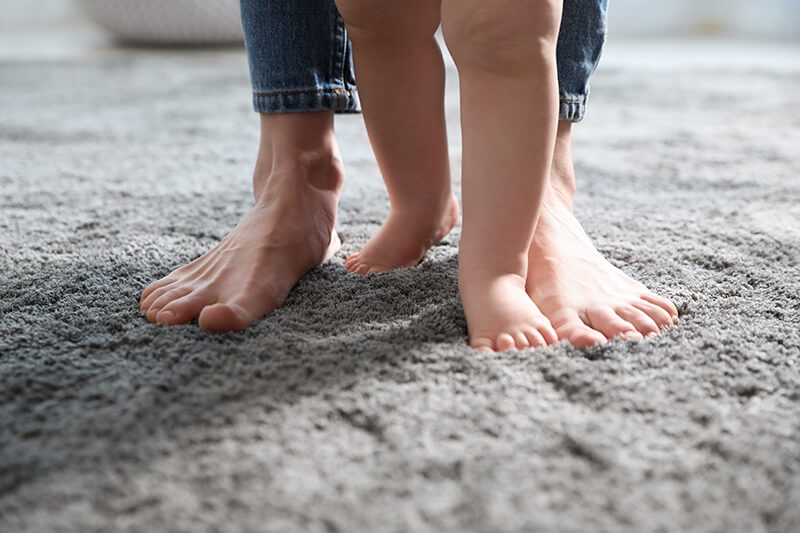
[197,302,258,332]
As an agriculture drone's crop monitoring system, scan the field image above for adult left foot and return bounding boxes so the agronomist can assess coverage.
[526,193,679,348]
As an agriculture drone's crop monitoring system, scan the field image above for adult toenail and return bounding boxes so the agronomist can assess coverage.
[646,332,657,339]
[158,309,175,319]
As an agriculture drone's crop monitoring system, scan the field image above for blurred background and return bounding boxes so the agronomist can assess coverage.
[1,0,799,57]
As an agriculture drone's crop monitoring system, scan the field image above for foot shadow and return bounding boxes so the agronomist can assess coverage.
[0,253,467,493]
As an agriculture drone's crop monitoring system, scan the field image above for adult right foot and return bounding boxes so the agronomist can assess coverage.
[140,112,344,332]
[526,193,679,348]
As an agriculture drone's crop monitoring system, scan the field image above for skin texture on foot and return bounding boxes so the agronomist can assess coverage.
[440,0,563,352]
[140,112,345,332]
[460,266,558,352]
[344,194,459,274]
[139,170,342,332]
[526,194,679,348]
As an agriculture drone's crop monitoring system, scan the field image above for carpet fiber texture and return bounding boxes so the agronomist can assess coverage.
[1,42,799,533]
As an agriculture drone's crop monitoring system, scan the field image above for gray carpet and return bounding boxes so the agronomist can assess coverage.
[1,42,800,533]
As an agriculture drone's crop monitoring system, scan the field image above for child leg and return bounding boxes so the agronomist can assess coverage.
[441,0,562,351]
[333,0,459,274]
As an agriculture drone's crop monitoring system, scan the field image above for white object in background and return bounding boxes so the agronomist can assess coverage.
[74,0,243,45]
[608,0,800,39]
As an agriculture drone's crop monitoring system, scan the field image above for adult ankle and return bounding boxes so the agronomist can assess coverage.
[549,120,577,209]
[252,112,344,199]
[549,166,576,209]
[254,152,344,204]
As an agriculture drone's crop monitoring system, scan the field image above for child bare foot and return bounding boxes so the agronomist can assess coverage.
[442,0,563,351]
[460,261,558,353]
[526,193,679,348]
[344,194,459,274]
[335,0,563,351]
[140,113,344,332]
[331,0,455,275]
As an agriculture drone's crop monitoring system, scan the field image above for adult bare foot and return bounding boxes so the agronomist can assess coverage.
[526,121,678,348]
[526,193,679,348]
[139,112,344,332]
[344,193,459,274]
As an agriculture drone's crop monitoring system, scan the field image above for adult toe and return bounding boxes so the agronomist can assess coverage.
[641,292,679,320]
[140,283,178,313]
[551,310,607,348]
[198,302,256,332]
[140,277,177,308]
[632,300,674,329]
[197,284,286,332]
[156,290,214,325]
[587,307,642,341]
[145,286,193,322]
[567,325,607,348]
[616,305,659,337]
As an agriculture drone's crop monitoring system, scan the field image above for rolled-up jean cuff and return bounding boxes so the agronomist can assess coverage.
[559,96,587,122]
[253,89,585,120]
[252,88,361,114]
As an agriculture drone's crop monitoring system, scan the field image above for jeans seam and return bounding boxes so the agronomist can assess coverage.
[253,88,357,97]
[333,9,347,91]
[339,24,348,90]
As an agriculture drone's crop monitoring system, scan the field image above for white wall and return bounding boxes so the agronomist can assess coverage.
[1,0,86,30]
[609,0,800,39]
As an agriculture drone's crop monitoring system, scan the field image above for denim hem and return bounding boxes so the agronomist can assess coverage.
[559,96,587,122]
[253,89,584,119]
[253,88,361,114]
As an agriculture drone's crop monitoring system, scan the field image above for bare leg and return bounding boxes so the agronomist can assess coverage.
[334,0,459,275]
[442,0,561,352]
[139,112,343,332]
[527,121,679,347]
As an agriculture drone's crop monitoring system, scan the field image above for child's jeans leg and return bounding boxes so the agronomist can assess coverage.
[557,0,609,122]
[239,0,360,114]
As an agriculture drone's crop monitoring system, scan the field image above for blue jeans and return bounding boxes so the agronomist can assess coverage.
[239,0,607,122]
